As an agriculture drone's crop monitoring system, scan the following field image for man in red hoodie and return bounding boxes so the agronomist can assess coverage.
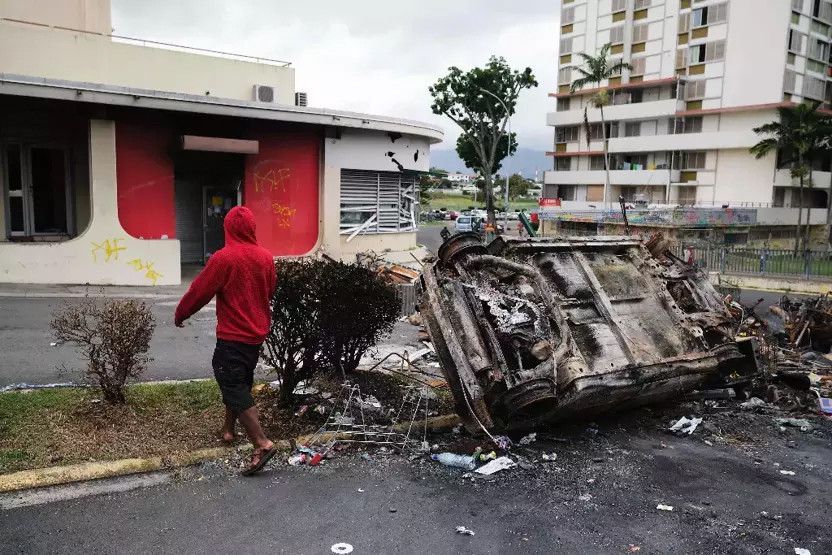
[175,206,277,475]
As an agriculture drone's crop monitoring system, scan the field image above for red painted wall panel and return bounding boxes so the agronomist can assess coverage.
[116,121,176,239]
[243,128,320,256]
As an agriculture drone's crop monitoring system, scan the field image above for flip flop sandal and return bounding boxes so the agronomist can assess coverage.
[242,447,277,476]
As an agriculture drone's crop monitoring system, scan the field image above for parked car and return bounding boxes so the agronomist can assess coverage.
[448,210,460,220]
[455,216,475,232]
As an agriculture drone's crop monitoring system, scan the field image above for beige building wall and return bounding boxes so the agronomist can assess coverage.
[0,0,111,34]
[0,120,180,285]
[0,20,295,104]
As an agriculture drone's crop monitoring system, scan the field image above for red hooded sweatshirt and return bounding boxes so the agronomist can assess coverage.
[175,206,276,345]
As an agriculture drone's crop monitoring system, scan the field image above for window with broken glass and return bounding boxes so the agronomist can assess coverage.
[340,170,418,236]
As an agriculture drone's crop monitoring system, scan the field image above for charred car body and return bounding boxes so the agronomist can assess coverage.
[420,233,756,432]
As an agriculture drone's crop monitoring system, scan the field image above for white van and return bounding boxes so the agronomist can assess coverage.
[455,216,475,232]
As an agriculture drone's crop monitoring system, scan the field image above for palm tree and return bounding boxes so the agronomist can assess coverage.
[750,102,827,254]
[567,43,632,207]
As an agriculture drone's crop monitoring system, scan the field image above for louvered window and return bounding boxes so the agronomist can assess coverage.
[633,23,649,42]
[340,170,418,238]
[612,0,627,11]
[562,6,575,24]
[560,37,574,54]
[630,56,646,75]
[610,25,625,44]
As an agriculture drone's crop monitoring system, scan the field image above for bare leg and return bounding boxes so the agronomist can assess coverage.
[221,408,236,442]
[237,407,273,451]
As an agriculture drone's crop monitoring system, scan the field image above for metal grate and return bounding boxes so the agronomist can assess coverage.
[340,169,418,240]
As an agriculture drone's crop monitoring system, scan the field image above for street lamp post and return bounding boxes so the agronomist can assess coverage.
[478,88,511,234]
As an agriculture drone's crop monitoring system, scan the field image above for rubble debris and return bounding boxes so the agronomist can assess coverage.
[740,397,766,409]
[475,456,516,475]
[420,232,757,432]
[780,470,796,476]
[541,453,557,462]
[578,493,593,502]
[794,548,812,555]
[455,526,475,536]
[330,543,354,555]
[668,416,703,436]
[775,417,812,432]
[656,504,674,511]
[431,452,477,470]
[518,432,537,445]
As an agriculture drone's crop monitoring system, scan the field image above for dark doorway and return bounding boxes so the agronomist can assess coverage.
[174,152,243,264]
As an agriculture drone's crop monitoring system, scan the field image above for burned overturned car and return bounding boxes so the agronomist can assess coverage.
[420,233,756,433]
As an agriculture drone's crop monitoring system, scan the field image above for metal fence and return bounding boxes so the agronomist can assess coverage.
[397,283,418,317]
[671,246,832,278]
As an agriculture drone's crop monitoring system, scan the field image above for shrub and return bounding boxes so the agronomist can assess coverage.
[318,260,400,375]
[50,299,156,404]
[262,260,327,406]
[262,257,401,405]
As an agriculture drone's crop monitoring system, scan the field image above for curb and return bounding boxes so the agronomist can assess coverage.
[0,414,461,493]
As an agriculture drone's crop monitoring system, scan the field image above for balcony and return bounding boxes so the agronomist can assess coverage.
[544,169,680,185]
[547,98,681,126]
[607,131,760,153]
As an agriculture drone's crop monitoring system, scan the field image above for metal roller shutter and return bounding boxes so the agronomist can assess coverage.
[174,179,203,264]
[340,169,417,238]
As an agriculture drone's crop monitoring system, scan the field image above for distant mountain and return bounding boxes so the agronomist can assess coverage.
[429,148,551,180]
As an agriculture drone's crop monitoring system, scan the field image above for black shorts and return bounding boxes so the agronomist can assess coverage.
[212,339,262,413]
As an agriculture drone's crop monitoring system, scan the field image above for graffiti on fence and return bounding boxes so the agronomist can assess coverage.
[540,207,757,227]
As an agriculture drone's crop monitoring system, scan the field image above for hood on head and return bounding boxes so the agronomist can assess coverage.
[224,206,257,245]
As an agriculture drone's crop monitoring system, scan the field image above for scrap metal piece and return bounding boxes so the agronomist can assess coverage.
[420,233,753,433]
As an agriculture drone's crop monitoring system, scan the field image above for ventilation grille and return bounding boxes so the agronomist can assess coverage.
[295,92,308,107]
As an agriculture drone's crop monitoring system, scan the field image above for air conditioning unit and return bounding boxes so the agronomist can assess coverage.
[253,85,276,103]
[295,92,308,107]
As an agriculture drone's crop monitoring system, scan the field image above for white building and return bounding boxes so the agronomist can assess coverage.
[546,0,832,217]
[446,172,478,184]
[0,0,442,286]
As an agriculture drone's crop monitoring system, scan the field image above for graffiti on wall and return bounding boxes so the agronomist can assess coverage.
[90,238,127,263]
[127,259,163,286]
[271,202,298,228]
[540,207,758,227]
[254,168,292,193]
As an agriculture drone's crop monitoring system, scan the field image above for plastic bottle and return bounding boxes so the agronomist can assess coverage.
[430,452,477,471]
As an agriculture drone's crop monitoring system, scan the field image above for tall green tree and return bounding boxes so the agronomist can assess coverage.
[566,43,631,207]
[750,102,828,253]
[430,56,537,225]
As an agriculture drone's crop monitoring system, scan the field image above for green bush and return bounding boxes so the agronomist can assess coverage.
[262,258,400,406]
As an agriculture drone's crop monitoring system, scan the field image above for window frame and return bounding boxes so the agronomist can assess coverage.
[339,170,419,236]
[2,141,73,239]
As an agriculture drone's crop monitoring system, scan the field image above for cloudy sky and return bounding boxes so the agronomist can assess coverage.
[111,0,560,152]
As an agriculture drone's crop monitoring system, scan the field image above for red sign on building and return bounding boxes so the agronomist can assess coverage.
[539,198,561,207]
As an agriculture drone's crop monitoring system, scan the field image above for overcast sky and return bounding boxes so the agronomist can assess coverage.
[111,0,560,152]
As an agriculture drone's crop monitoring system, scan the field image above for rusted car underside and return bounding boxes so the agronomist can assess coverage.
[420,233,754,433]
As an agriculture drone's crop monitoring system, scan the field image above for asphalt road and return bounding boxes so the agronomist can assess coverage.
[0,296,217,387]
[2,405,831,555]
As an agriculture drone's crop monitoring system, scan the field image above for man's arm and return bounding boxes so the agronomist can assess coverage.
[175,255,230,326]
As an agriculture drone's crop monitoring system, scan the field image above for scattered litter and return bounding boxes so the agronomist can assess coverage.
[475,456,516,475]
[578,493,593,501]
[389,508,397,513]
[455,526,475,536]
[293,382,319,395]
[251,383,267,394]
[331,543,354,554]
[357,488,365,493]
[630,545,641,552]
[586,478,595,484]
[794,548,812,555]
[656,504,674,511]
[668,416,702,436]
[479,451,497,462]
[492,435,513,451]
[308,453,323,466]
[360,453,376,462]
[321,392,333,400]
[779,470,796,476]
[431,452,477,471]
[775,417,813,432]
[541,453,557,462]
[287,454,306,466]
[518,432,537,445]
[740,397,766,409]
[359,395,382,410]
[294,405,309,417]
[819,397,832,415]
[704,440,713,446]
[314,405,327,415]
[49,342,58,347]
